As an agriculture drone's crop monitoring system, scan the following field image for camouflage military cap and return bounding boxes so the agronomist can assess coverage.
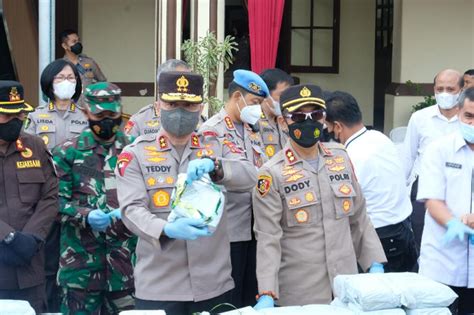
[84,82,122,114]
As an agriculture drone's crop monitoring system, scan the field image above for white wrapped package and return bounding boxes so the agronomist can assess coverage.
[386,273,457,309]
[331,298,405,314]
[334,273,457,311]
[334,273,402,311]
[220,306,260,314]
[168,174,224,231]
[257,304,354,315]
[0,300,35,315]
[405,308,451,315]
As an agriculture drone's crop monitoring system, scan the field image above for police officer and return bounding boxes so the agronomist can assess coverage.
[199,69,268,307]
[59,29,106,89]
[417,87,474,315]
[116,71,256,314]
[124,59,191,138]
[52,82,136,314]
[258,68,293,158]
[325,91,417,272]
[252,84,387,309]
[0,81,58,313]
[26,59,88,149]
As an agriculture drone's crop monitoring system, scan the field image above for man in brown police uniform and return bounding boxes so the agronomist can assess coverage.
[199,69,268,307]
[252,84,386,310]
[116,71,256,314]
[0,81,59,313]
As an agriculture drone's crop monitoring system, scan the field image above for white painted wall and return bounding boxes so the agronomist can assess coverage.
[291,0,376,125]
[79,0,155,114]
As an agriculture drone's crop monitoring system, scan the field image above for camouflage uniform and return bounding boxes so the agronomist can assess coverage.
[24,102,88,150]
[52,83,135,315]
[258,113,288,159]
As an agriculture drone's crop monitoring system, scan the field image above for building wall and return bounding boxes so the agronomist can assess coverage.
[385,0,474,133]
[292,0,376,125]
[79,0,155,114]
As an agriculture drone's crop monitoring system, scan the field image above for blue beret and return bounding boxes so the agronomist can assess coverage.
[232,70,269,98]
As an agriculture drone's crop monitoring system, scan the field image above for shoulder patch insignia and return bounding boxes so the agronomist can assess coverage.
[158,136,169,150]
[256,174,272,197]
[124,120,134,134]
[285,149,298,164]
[191,134,200,148]
[117,152,133,176]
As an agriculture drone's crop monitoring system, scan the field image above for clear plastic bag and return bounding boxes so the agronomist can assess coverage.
[168,173,225,231]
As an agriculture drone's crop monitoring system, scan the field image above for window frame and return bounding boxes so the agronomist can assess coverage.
[289,0,341,74]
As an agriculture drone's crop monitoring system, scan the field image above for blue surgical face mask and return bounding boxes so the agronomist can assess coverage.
[460,121,474,144]
[270,97,282,116]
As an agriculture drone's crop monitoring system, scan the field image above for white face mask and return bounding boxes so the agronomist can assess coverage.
[435,92,460,110]
[239,96,262,125]
[269,97,282,116]
[53,80,76,100]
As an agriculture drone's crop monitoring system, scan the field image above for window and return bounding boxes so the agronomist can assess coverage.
[290,0,340,73]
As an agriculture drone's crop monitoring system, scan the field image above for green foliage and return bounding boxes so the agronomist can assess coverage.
[182,32,238,116]
[406,80,437,113]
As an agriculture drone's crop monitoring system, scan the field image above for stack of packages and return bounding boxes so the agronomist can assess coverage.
[332,272,458,314]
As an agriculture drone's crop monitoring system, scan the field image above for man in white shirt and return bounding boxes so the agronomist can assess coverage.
[325,91,417,272]
[417,87,474,315]
[402,69,463,251]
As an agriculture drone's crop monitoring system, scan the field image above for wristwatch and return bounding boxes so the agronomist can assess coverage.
[3,231,15,244]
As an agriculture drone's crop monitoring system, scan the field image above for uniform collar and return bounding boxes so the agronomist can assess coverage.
[432,105,458,122]
[344,127,367,147]
[48,102,77,112]
[283,141,333,166]
[155,129,202,152]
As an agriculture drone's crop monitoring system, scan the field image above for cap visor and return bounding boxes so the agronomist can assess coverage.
[0,101,34,114]
[285,101,326,113]
[160,93,202,104]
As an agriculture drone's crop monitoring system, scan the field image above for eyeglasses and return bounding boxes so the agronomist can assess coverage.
[54,75,77,82]
[284,109,325,123]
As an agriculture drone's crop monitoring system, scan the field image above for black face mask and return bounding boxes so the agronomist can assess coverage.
[0,118,23,142]
[288,119,323,148]
[70,42,83,55]
[89,117,122,140]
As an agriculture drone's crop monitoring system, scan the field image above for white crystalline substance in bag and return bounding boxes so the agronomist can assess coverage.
[168,173,224,229]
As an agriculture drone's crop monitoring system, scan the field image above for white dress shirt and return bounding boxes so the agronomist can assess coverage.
[344,127,412,228]
[417,131,474,288]
[402,105,459,185]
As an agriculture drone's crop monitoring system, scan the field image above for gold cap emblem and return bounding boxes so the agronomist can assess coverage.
[248,82,261,93]
[9,87,21,102]
[176,75,189,92]
[300,86,311,98]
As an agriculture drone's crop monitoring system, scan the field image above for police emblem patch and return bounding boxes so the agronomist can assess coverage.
[256,174,272,197]
[295,209,309,223]
[117,152,133,176]
[153,190,170,207]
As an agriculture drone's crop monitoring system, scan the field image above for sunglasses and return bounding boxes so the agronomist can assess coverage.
[284,109,325,123]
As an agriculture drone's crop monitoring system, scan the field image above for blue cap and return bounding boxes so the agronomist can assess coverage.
[232,69,269,98]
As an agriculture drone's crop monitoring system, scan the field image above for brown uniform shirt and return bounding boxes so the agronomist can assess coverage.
[258,113,288,159]
[116,129,256,301]
[199,108,268,242]
[253,141,387,306]
[64,54,106,89]
[0,133,59,289]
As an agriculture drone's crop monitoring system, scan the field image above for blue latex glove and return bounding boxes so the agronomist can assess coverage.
[254,295,275,310]
[109,209,122,220]
[443,218,474,244]
[186,158,215,184]
[470,235,474,245]
[87,209,111,232]
[163,218,211,240]
[369,262,384,273]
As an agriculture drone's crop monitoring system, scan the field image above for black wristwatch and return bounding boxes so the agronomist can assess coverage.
[3,231,15,244]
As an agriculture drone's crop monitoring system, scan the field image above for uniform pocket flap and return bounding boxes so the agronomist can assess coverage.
[36,124,55,133]
[330,183,357,198]
[16,167,46,183]
[70,124,87,133]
